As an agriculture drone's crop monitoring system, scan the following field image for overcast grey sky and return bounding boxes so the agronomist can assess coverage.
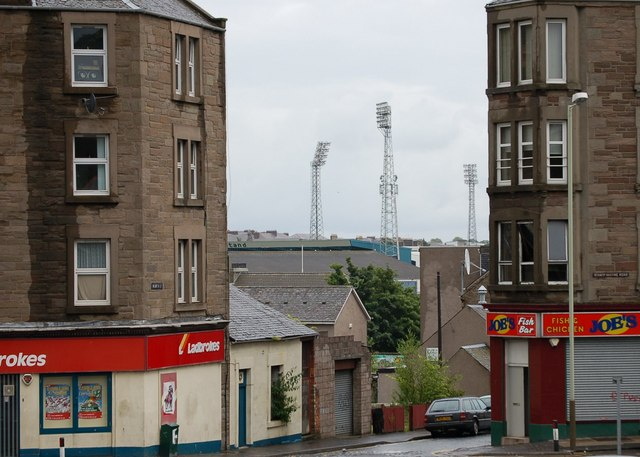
[193,0,489,242]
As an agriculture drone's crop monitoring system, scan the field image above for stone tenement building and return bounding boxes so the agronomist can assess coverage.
[485,0,640,446]
[0,1,229,455]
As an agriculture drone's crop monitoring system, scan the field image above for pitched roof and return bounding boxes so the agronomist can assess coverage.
[237,286,369,324]
[460,344,490,371]
[228,250,419,280]
[234,273,330,287]
[23,0,223,30]
[229,285,316,343]
[468,304,488,320]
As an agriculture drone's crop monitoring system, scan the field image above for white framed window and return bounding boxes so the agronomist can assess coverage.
[190,240,200,302]
[498,222,512,284]
[174,34,183,95]
[189,142,198,199]
[175,234,203,307]
[518,21,533,84]
[176,140,186,199]
[518,221,534,284]
[518,122,534,184]
[497,123,512,186]
[71,25,107,87]
[497,24,511,87]
[547,121,567,183]
[173,127,202,205]
[172,23,201,102]
[546,20,566,83]
[548,220,568,284]
[74,240,110,306]
[177,239,186,303]
[73,135,109,195]
[188,37,196,97]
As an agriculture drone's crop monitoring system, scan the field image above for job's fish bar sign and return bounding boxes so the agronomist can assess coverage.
[542,312,640,337]
[487,312,539,337]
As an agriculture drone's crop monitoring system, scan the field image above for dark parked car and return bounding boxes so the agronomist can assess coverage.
[425,396,491,437]
[479,394,491,409]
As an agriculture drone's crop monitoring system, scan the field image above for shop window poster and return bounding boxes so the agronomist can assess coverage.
[45,384,71,420]
[78,383,103,419]
[161,372,177,424]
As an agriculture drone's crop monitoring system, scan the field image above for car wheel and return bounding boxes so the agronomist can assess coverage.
[430,430,441,438]
[471,419,479,436]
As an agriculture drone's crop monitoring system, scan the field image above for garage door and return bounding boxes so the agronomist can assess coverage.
[335,370,353,435]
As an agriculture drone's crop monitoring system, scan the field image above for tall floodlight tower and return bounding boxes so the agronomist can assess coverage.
[377,102,399,258]
[464,163,478,244]
[309,141,330,240]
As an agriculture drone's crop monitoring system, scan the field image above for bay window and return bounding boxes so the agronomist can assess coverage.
[498,222,513,284]
[497,24,511,87]
[548,220,568,283]
[518,122,533,184]
[518,21,533,84]
[546,20,566,83]
[497,124,512,185]
[518,221,534,284]
[547,121,567,183]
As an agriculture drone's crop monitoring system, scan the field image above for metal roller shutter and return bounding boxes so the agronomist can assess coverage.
[0,375,19,457]
[335,370,353,435]
[567,338,640,421]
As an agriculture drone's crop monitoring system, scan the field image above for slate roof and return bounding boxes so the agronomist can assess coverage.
[461,343,491,371]
[237,286,369,324]
[234,273,331,288]
[229,285,316,343]
[21,0,223,30]
[228,250,419,280]
[468,304,488,320]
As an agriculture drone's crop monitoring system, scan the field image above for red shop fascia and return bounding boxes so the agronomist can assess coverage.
[485,310,640,426]
[0,328,226,374]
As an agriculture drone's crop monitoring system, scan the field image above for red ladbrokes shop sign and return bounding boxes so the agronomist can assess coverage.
[0,330,224,373]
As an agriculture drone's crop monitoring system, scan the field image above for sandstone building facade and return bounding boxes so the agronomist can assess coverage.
[0,1,228,455]
[486,0,640,445]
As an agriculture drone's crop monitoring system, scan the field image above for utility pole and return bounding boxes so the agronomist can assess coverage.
[309,141,330,240]
[377,102,399,258]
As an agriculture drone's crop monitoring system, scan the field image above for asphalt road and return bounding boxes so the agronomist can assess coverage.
[316,433,491,457]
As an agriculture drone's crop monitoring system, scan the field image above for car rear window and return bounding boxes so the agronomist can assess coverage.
[429,399,459,413]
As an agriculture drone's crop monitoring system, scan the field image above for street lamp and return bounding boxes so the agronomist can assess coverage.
[567,91,588,450]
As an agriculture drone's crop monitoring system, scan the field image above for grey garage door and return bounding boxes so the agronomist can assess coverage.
[335,370,353,435]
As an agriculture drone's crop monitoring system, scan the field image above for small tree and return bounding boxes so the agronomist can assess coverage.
[393,335,462,406]
[270,369,301,423]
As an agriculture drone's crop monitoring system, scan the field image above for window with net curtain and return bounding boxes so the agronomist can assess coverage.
[76,240,109,304]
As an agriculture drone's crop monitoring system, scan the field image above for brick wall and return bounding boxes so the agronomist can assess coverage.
[313,335,371,438]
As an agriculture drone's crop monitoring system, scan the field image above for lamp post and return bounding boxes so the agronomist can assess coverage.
[567,91,588,449]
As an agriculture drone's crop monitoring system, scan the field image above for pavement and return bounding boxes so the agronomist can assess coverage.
[221,430,640,457]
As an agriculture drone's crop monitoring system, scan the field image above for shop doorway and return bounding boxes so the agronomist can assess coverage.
[238,370,248,447]
[505,339,529,438]
[0,374,19,457]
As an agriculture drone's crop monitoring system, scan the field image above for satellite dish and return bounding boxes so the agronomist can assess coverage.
[464,249,471,275]
[83,93,97,113]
